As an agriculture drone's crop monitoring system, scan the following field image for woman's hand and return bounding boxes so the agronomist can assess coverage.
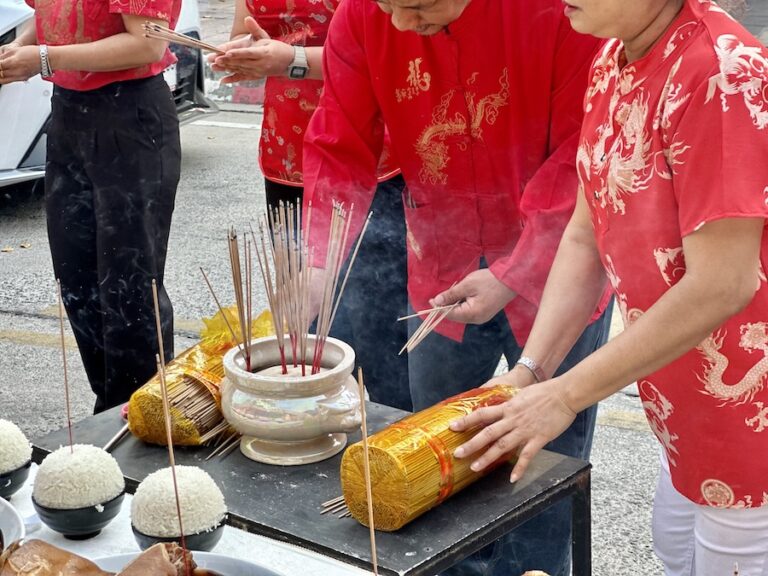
[210,17,294,83]
[450,377,577,482]
[0,45,41,84]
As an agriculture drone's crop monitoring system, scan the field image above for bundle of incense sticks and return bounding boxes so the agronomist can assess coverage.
[228,227,253,372]
[143,21,224,55]
[253,201,371,375]
[398,301,460,355]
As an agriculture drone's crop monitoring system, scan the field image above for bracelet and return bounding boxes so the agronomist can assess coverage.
[39,44,53,78]
[515,356,546,383]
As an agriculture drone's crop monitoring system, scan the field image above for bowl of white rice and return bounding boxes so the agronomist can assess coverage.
[0,419,33,500]
[32,444,125,539]
[131,465,227,552]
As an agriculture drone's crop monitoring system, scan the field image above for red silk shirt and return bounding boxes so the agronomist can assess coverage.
[27,0,179,91]
[303,0,609,342]
[246,0,397,186]
[581,0,768,507]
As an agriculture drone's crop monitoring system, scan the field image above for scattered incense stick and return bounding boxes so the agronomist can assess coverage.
[56,280,74,453]
[103,423,130,453]
[143,21,225,55]
[357,368,378,576]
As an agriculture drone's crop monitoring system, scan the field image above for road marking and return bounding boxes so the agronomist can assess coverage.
[0,329,76,348]
[597,409,650,433]
[191,120,263,130]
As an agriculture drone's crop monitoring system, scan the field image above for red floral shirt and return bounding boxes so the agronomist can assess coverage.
[246,0,396,185]
[580,0,768,507]
[27,0,179,91]
[303,0,610,342]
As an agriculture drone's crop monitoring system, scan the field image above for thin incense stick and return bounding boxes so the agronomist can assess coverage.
[142,22,225,54]
[397,305,457,322]
[56,280,74,453]
[156,356,191,576]
[357,368,378,576]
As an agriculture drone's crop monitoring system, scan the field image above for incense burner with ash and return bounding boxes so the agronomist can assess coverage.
[220,334,362,465]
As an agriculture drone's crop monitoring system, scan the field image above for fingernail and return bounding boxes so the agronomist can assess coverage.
[470,461,481,471]
[454,447,464,458]
[509,473,519,483]
[448,420,459,430]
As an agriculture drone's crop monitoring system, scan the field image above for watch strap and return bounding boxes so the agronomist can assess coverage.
[515,356,546,383]
[287,45,308,79]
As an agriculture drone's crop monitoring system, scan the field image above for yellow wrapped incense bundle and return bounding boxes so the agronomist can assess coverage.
[340,384,517,531]
[128,308,273,446]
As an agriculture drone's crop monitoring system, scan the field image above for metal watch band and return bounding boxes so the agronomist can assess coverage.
[39,44,53,78]
[515,356,546,383]
[287,45,308,79]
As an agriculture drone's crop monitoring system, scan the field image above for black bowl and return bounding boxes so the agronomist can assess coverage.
[0,460,31,500]
[32,490,125,540]
[132,515,226,552]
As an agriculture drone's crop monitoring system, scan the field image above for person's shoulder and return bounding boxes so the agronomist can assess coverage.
[692,2,768,68]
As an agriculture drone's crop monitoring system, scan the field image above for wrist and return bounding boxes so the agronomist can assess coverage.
[286,45,308,79]
[515,355,547,383]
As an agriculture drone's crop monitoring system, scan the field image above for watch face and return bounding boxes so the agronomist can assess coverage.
[289,66,308,79]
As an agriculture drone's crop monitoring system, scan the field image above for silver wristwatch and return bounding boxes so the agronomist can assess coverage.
[287,45,309,80]
[39,44,53,78]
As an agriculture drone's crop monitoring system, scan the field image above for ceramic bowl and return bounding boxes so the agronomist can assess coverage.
[32,490,125,540]
[0,460,31,500]
[0,497,25,551]
[131,516,226,552]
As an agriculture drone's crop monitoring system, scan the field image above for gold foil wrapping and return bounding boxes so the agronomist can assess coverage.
[127,309,274,446]
[340,384,517,531]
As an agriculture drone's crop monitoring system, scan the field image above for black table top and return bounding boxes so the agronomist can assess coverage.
[32,403,590,576]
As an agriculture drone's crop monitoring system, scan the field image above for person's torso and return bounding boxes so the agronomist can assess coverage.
[27,0,179,91]
[580,0,768,508]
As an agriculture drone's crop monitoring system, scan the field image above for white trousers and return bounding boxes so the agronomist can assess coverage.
[652,452,768,576]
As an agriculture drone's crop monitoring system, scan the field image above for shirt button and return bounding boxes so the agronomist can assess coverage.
[593,191,599,199]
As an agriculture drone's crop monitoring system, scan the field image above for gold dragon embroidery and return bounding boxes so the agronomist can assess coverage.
[414,69,510,185]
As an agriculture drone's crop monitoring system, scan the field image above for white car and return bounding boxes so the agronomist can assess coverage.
[0,0,218,193]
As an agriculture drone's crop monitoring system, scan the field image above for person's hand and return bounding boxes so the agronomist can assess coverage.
[450,378,577,482]
[0,45,41,84]
[430,269,516,325]
[481,363,537,389]
[209,17,294,84]
[0,41,22,56]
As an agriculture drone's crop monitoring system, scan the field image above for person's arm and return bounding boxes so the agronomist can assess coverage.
[452,215,763,481]
[209,12,323,83]
[433,19,602,325]
[0,20,37,53]
[0,14,169,84]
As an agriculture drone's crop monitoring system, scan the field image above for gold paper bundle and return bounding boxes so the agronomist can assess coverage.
[340,384,517,531]
[127,308,274,446]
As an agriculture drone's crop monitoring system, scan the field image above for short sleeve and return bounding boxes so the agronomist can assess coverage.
[109,0,176,22]
[673,49,768,237]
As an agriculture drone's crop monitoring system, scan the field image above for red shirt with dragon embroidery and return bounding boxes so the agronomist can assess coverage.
[26,0,179,91]
[246,0,397,186]
[302,0,611,342]
[580,0,768,507]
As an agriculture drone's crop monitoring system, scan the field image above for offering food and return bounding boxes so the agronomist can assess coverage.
[0,420,32,499]
[0,540,219,575]
[131,466,226,550]
[33,444,124,509]
[0,420,31,475]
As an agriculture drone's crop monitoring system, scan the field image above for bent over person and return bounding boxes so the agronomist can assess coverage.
[301,1,612,574]
[0,0,180,413]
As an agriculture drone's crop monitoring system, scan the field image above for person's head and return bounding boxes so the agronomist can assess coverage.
[563,0,684,40]
[563,0,686,59]
[374,0,471,35]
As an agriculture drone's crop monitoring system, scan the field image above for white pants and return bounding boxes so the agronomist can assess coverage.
[652,452,768,576]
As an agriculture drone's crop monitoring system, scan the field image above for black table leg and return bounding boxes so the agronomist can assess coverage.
[572,471,592,576]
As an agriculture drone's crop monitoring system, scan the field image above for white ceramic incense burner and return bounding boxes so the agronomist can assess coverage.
[220,335,362,465]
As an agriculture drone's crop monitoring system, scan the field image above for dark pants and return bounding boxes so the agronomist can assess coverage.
[46,75,180,414]
[409,305,613,576]
[271,176,412,411]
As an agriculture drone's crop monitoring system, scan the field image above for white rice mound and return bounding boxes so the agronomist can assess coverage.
[0,419,32,475]
[33,444,124,509]
[131,465,226,537]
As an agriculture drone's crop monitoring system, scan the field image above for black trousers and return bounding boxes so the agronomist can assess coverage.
[46,75,180,413]
[265,176,412,411]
